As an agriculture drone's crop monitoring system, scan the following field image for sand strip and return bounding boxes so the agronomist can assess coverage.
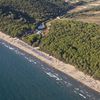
[0,31,100,93]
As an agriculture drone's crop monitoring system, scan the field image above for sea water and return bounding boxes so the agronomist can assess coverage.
[0,40,100,100]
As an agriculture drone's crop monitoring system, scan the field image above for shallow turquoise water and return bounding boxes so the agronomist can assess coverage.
[0,40,100,100]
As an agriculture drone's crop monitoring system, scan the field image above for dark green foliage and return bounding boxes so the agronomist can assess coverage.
[0,1,36,37]
[0,0,68,21]
[40,20,100,79]
[0,0,69,37]
[0,16,35,37]
[22,34,42,46]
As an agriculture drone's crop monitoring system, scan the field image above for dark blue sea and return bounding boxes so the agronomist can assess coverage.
[0,40,100,100]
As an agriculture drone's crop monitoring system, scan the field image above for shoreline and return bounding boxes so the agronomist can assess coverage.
[0,31,100,93]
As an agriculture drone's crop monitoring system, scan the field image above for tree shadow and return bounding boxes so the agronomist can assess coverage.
[0,5,36,23]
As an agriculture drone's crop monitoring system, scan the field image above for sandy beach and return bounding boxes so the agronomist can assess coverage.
[0,31,100,93]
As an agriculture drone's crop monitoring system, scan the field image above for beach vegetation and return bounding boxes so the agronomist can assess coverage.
[40,20,100,79]
[22,34,42,46]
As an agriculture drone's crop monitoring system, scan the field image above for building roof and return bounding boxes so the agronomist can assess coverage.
[37,23,45,30]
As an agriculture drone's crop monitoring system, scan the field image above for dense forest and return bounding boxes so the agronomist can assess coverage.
[0,0,69,38]
[0,0,100,79]
[40,20,100,79]
[0,0,68,21]
[0,0,70,44]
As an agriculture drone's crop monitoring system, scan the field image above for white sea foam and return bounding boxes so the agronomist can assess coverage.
[79,93,86,99]
[73,87,97,100]
[24,56,37,64]
[74,89,87,99]
[41,64,44,67]
[45,72,62,81]
[1,42,17,52]
[75,88,80,91]
[42,66,73,88]
[74,90,77,93]
[34,61,37,64]
[45,71,88,98]
[0,41,38,65]
[65,82,72,87]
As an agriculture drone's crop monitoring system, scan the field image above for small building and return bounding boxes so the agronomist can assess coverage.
[37,23,46,30]
[36,30,42,35]
[56,16,60,19]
